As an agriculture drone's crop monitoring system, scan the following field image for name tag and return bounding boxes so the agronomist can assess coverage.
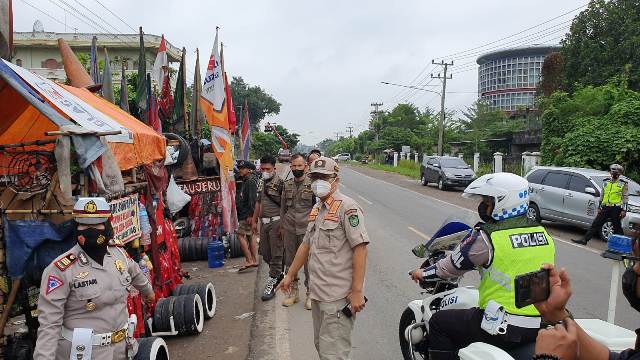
[510,232,549,248]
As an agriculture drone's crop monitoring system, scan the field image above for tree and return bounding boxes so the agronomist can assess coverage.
[538,52,565,97]
[316,138,336,153]
[230,77,281,129]
[379,127,416,152]
[561,0,640,91]
[250,125,300,159]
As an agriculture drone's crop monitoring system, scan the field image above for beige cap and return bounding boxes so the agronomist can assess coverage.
[309,157,340,175]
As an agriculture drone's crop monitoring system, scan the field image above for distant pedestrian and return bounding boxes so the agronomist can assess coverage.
[278,157,370,360]
[573,163,628,245]
[280,154,315,309]
[254,155,285,300]
[236,160,259,272]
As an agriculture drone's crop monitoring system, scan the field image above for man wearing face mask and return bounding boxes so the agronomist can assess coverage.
[278,157,370,360]
[253,154,285,301]
[280,153,316,309]
[34,197,155,360]
[573,163,628,245]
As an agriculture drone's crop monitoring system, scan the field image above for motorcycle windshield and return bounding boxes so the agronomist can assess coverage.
[424,217,473,253]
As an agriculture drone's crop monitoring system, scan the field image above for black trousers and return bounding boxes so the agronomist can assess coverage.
[583,205,624,242]
[428,308,539,357]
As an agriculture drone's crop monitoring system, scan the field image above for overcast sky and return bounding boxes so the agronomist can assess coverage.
[14,0,586,145]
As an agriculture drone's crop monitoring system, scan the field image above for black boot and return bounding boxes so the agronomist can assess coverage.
[572,238,588,245]
[429,350,458,360]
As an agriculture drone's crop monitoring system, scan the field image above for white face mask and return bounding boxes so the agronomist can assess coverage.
[262,170,274,180]
[311,179,333,198]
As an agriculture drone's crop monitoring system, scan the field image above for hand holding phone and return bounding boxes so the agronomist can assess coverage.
[514,269,550,309]
[341,296,368,318]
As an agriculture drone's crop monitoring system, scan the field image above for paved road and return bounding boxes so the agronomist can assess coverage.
[252,166,640,359]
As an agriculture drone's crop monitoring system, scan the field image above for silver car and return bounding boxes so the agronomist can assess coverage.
[525,166,640,239]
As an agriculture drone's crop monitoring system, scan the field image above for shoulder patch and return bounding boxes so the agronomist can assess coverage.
[308,207,319,221]
[55,253,78,271]
[348,214,360,227]
[345,209,358,216]
[46,275,64,295]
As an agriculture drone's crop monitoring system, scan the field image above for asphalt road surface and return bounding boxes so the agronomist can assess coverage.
[251,166,640,360]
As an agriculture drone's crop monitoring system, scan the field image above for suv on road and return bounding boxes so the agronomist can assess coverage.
[420,156,476,190]
[333,153,352,162]
[525,166,640,239]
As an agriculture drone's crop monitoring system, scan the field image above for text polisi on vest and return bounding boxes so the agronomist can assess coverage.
[509,232,549,249]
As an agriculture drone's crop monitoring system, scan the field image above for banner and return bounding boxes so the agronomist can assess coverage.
[109,194,141,244]
[4,60,133,143]
[177,177,221,195]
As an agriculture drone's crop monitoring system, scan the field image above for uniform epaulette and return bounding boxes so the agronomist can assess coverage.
[55,253,78,271]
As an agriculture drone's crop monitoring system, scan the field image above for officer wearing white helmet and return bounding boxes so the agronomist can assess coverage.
[34,197,155,360]
[409,173,556,359]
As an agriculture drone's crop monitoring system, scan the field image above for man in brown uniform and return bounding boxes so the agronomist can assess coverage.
[278,157,370,360]
[280,154,315,309]
[34,197,154,360]
[253,154,285,301]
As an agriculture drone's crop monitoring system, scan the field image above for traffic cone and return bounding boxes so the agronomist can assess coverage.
[58,38,102,92]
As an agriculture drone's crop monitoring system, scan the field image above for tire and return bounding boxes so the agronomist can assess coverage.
[600,220,614,240]
[179,238,189,262]
[173,284,187,297]
[399,307,426,360]
[174,218,190,238]
[184,282,216,319]
[199,238,208,260]
[172,295,187,334]
[163,132,190,166]
[527,203,542,223]
[177,293,204,335]
[421,173,427,186]
[153,298,171,332]
[438,177,447,191]
[228,233,243,258]
[134,337,169,360]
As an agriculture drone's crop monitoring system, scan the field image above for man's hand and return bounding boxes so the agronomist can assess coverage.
[621,210,627,219]
[347,290,366,313]
[534,264,572,323]
[143,292,156,304]
[534,318,579,360]
[276,274,293,294]
[251,220,258,235]
[410,269,423,283]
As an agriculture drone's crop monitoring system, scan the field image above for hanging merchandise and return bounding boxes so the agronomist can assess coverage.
[166,175,191,215]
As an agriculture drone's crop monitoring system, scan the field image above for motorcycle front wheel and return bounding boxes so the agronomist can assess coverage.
[399,307,427,360]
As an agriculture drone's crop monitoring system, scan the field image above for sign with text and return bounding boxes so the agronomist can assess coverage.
[177,177,221,195]
[109,194,141,244]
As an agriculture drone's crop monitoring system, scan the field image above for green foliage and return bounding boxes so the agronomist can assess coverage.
[561,0,640,91]
[250,125,300,159]
[455,101,522,157]
[538,52,565,97]
[367,160,420,179]
[230,77,281,128]
[326,137,356,156]
[379,127,415,152]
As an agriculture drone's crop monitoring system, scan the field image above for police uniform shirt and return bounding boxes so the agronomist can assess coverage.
[34,244,153,360]
[258,174,283,218]
[303,191,370,302]
[281,176,315,235]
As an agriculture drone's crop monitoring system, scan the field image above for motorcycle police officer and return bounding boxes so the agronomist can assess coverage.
[409,173,556,360]
[573,163,628,245]
[34,197,155,360]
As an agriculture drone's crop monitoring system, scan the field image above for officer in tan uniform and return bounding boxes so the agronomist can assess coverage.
[278,157,370,360]
[280,153,315,309]
[253,155,285,301]
[34,197,155,360]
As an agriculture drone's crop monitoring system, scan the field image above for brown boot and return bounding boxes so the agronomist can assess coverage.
[282,281,299,307]
[304,291,312,310]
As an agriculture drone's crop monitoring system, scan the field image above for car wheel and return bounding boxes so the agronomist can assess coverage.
[600,221,614,240]
[421,174,427,186]
[527,203,542,223]
[438,177,446,191]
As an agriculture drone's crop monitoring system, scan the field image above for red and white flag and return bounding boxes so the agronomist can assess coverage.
[151,35,168,88]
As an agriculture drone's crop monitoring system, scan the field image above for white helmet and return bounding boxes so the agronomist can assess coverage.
[463,173,529,221]
[73,197,111,224]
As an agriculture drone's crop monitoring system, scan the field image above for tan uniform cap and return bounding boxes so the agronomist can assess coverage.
[309,156,340,175]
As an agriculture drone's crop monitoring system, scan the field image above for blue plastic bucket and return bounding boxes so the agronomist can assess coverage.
[208,240,225,268]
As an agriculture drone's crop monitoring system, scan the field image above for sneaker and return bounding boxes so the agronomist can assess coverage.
[261,277,279,301]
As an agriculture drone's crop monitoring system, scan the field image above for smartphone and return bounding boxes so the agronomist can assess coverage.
[341,296,369,318]
[514,269,550,309]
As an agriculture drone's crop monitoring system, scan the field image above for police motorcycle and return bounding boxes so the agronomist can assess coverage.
[399,218,637,360]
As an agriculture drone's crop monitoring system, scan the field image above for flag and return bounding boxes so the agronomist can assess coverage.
[135,27,148,118]
[101,48,114,103]
[89,36,99,84]
[190,48,205,139]
[147,74,162,133]
[241,100,251,160]
[157,64,173,124]
[119,61,129,112]
[0,0,13,60]
[172,48,186,133]
[224,72,237,135]
[151,34,167,88]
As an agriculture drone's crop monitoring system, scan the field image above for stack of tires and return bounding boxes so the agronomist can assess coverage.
[150,282,216,337]
[225,233,243,258]
[134,337,169,360]
[178,237,209,262]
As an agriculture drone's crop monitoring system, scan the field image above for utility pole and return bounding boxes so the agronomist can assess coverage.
[431,60,453,156]
[334,132,341,141]
[370,102,383,142]
[346,125,354,138]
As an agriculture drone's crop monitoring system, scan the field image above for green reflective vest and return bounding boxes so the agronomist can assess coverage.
[602,180,625,206]
[478,217,555,316]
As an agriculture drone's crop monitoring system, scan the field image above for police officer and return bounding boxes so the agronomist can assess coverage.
[34,197,155,360]
[253,154,285,301]
[409,173,555,360]
[573,163,628,245]
[280,154,315,309]
[278,157,370,360]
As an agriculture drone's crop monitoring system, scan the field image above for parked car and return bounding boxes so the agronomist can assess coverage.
[525,166,640,239]
[420,156,476,190]
[333,153,352,162]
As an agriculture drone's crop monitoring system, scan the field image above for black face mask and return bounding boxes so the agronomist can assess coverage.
[77,224,113,265]
[478,202,495,223]
[622,267,640,312]
[292,169,305,178]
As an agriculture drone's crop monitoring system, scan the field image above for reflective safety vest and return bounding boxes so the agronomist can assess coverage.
[602,179,625,206]
[478,217,555,316]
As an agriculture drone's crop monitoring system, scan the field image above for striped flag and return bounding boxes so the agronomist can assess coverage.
[89,36,99,84]
[241,100,251,160]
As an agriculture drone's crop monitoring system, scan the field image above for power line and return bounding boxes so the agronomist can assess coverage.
[92,0,137,33]
[72,0,123,35]
[20,0,71,30]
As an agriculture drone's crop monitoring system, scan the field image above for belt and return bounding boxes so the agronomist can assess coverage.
[504,314,541,329]
[61,324,128,346]
[261,216,280,224]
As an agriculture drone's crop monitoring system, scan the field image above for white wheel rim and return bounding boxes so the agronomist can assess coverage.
[603,222,614,239]
[194,295,204,332]
[206,282,216,318]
